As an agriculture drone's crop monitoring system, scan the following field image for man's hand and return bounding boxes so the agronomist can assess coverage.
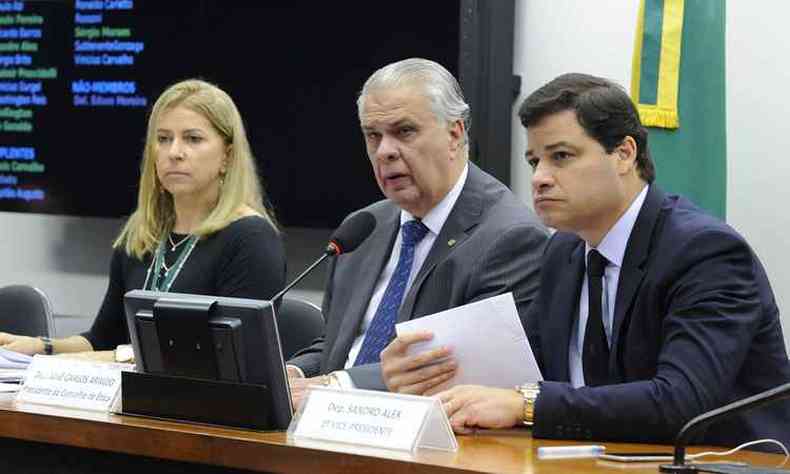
[381,331,457,395]
[0,332,44,356]
[287,367,328,409]
[438,385,523,434]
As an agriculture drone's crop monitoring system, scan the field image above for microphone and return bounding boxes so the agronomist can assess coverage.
[271,211,376,303]
[324,210,376,256]
[659,381,790,473]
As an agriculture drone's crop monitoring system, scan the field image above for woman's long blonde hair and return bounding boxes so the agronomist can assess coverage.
[114,79,277,259]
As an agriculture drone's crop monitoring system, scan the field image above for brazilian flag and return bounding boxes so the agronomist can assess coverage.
[631,0,726,218]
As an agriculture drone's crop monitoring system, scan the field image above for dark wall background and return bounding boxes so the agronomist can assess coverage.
[0,1,461,228]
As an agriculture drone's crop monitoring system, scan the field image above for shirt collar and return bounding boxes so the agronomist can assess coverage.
[585,184,649,268]
[400,163,469,236]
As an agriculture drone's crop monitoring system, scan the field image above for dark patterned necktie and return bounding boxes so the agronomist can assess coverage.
[354,220,429,366]
[583,249,610,386]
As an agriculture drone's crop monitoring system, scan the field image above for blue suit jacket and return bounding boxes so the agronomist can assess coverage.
[526,185,790,447]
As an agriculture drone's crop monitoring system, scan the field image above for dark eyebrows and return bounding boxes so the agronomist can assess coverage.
[526,140,580,159]
[545,141,578,152]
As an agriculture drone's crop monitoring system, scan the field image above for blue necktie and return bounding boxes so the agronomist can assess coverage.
[354,220,429,366]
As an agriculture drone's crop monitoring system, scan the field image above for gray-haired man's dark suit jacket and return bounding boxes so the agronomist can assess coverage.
[288,162,549,389]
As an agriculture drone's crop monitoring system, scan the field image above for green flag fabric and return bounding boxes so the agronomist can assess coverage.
[631,0,726,218]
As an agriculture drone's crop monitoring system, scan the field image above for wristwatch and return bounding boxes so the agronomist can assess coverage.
[515,382,541,426]
[39,337,54,355]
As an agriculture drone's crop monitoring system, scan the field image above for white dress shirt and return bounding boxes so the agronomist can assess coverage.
[569,185,648,388]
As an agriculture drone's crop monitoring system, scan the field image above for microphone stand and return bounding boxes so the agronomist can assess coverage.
[270,252,331,303]
[660,381,790,473]
[270,211,374,304]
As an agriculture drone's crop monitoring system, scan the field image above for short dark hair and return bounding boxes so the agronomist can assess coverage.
[518,73,655,183]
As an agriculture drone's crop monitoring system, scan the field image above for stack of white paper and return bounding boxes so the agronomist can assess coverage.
[395,292,542,391]
[0,348,31,384]
[0,370,25,384]
[0,347,33,369]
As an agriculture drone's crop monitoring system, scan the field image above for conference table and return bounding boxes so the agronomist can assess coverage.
[0,393,785,473]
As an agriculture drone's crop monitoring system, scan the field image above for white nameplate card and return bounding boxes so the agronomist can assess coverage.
[16,355,133,412]
[288,386,457,453]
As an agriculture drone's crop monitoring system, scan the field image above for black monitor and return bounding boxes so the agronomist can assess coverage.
[123,289,292,430]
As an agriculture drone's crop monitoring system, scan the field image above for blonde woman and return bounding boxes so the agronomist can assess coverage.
[0,79,286,359]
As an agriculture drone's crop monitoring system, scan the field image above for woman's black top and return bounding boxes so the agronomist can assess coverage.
[83,215,286,350]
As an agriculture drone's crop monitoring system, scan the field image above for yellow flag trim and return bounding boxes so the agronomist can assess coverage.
[631,0,685,129]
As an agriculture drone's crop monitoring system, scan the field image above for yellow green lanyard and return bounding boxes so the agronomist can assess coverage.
[145,235,199,292]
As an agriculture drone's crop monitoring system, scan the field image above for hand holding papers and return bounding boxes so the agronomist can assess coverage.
[290,294,535,451]
[393,293,541,393]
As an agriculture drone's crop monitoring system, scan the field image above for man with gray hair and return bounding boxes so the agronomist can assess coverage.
[286,58,547,402]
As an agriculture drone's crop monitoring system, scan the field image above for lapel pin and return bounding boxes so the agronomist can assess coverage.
[447,239,457,247]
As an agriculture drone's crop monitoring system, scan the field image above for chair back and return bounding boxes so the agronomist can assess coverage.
[0,285,55,337]
[276,297,324,360]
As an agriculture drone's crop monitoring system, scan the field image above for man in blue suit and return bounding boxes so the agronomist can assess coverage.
[438,73,790,447]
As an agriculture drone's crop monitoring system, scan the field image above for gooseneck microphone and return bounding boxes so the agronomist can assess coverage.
[323,211,377,256]
[659,381,790,473]
[270,211,376,303]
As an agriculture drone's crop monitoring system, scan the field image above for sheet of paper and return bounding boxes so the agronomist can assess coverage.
[0,382,21,393]
[0,347,33,369]
[0,368,26,382]
[395,293,542,391]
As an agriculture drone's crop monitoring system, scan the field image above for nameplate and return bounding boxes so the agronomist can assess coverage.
[16,355,133,412]
[288,386,457,452]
